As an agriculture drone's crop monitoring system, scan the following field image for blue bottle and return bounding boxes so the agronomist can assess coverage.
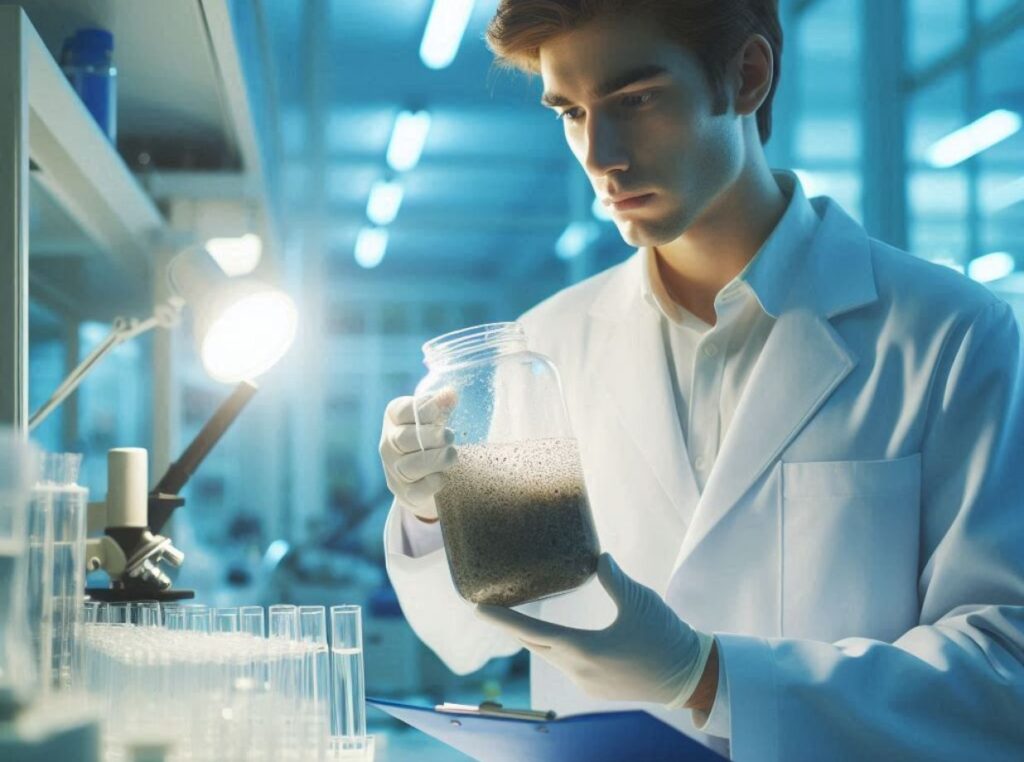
[60,28,117,142]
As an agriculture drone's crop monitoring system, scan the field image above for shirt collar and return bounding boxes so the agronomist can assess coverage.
[640,170,821,323]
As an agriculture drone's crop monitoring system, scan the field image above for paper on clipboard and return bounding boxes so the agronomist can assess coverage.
[368,698,726,762]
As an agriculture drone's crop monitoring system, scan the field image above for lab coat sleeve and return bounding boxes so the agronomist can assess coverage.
[383,499,524,675]
[720,300,1024,761]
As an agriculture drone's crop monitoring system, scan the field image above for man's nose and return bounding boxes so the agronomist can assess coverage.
[582,116,629,178]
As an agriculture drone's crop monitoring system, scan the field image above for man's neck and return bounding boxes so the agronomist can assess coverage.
[654,159,788,326]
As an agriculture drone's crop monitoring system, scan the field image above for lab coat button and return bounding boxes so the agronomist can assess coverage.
[703,343,719,357]
[695,456,707,470]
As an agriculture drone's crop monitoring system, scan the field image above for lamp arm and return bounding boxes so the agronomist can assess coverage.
[28,301,183,432]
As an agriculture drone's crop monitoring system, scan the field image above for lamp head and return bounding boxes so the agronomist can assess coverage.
[168,247,298,383]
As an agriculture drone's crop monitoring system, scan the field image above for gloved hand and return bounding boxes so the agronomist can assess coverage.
[476,553,714,708]
[379,390,458,521]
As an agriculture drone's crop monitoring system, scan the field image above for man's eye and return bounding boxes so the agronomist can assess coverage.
[622,91,655,108]
[556,107,583,122]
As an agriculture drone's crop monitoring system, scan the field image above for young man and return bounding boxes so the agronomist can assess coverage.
[379,1,1024,758]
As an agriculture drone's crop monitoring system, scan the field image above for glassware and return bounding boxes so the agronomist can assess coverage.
[183,603,210,634]
[0,431,40,717]
[415,322,600,606]
[330,605,367,751]
[27,452,87,693]
[298,605,331,750]
[212,606,239,634]
[239,605,265,638]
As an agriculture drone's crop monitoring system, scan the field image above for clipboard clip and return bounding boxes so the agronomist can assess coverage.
[435,701,557,722]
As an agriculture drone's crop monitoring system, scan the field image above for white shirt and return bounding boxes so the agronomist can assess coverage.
[640,171,821,739]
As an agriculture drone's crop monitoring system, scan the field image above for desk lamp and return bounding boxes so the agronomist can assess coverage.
[27,245,298,601]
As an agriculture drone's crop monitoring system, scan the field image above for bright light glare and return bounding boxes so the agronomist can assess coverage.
[927,110,1022,169]
[366,181,404,226]
[556,221,599,260]
[201,291,298,382]
[355,227,389,269]
[967,251,1015,283]
[205,234,263,277]
[387,111,432,172]
[420,0,475,70]
[592,196,613,221]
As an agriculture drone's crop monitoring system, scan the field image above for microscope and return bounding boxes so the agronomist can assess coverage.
[85,381,257,602]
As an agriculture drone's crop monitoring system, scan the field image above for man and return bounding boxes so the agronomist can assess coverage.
[379,1,1024,759]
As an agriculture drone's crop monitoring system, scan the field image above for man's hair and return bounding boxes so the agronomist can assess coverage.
[486,0,783,144]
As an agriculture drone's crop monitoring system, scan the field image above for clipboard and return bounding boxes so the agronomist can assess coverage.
[367,697,726,761]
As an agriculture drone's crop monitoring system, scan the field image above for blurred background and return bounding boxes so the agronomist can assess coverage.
[12,0,1024,737]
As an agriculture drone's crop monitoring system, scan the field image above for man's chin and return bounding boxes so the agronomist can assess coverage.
[614,217,686,249]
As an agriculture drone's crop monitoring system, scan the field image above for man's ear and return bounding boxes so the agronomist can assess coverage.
[732,34,774,118]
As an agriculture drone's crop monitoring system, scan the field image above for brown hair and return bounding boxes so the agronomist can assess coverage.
[486,0,783,144]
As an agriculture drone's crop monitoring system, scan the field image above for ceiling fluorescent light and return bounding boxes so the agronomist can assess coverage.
[355,227,389,269]
[556,221,599,260]
[366,181,404,226]
[420,0,476,70]
[387,110,432,172]
[967,251,1015,283]
[927,109,1022,169]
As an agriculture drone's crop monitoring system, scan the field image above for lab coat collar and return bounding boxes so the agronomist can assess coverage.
[595,171,878,324]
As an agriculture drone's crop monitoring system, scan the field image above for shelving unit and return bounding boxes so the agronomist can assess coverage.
[1,5,166,429]
[0,0,274,459]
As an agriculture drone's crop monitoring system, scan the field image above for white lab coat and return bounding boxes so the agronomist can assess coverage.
[384,195,1024,760]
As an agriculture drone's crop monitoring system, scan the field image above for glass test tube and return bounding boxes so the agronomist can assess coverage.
[183,604,210,633]
[239,606,264,638]
[299,605,331,745]
[330,605,367,747]
[212,607,240,633]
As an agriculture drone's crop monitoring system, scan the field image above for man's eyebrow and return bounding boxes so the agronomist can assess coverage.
[540,64,669,108]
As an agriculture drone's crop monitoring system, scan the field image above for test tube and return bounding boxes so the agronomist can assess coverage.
[129,601,161,627]
[330,605,367,749]
[239,606,264,638]
[212,607,240,634]
[163,606,187,631]
[299,605,331,750]
[183,603,210,634]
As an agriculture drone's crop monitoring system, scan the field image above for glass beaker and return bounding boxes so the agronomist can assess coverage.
[414,322,600,607]
[0,430,40,717]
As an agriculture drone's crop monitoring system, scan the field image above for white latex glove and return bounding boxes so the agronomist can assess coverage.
[379,390,458,521]
[476,553,714,708]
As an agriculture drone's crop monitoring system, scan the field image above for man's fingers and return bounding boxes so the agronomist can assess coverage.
[385,390,457,426]
[393,447,457,483]
[475,605,584,648]
[390,424,453,455]
[403,476,442,518]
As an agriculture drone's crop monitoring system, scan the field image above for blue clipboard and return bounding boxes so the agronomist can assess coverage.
[368,697,725,761]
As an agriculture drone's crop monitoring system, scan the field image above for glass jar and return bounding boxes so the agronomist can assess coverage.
[414,322,600,607]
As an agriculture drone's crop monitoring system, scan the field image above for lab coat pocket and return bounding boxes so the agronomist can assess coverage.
[780,454,921,643]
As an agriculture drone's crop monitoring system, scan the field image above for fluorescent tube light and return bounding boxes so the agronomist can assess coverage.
[556,221,599,260]
[926,109,1022,169]
[420,0,476,70]
[967,251,1015,283]
[366,181,404,226]
[387,110,432,172]
[355,227,389,269]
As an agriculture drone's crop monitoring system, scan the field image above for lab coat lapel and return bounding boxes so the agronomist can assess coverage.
[671,198,875,568]
[589,258,701,525]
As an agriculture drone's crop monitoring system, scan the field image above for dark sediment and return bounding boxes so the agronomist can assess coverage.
[436,438,599,607]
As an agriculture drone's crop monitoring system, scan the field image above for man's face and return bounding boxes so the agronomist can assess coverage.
[539,14,745,247]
